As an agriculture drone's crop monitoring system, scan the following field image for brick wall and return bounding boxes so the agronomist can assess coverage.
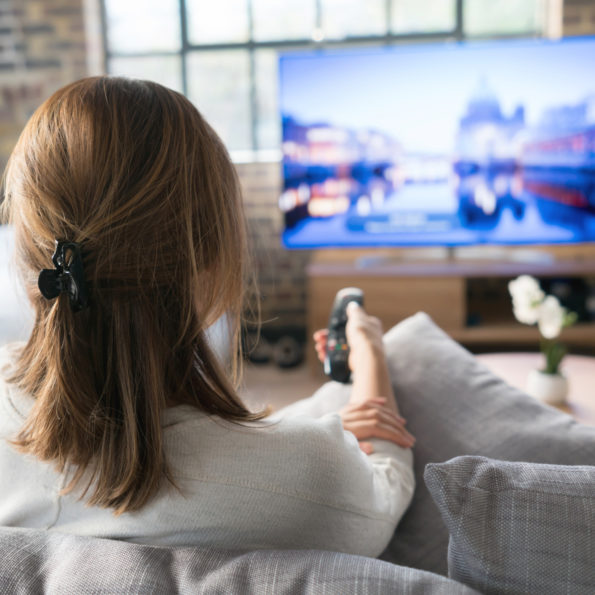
[563,0,595,34]
[237,162,311,337]
[0,0,87,173]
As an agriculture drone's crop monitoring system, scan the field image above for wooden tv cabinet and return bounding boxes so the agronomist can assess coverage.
[307,246,595,373]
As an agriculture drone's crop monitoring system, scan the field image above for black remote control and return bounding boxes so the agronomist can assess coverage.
[323,287,364,383]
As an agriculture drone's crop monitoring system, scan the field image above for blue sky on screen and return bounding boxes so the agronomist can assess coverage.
[279,37,595,154]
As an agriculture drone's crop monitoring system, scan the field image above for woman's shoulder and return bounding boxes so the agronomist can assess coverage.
[163,405,350,461]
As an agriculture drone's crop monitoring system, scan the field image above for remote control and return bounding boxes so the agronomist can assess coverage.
[323,287,364,383]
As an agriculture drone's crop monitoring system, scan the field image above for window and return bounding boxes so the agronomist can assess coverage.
[464,0,547,37]
[102,0,554,159]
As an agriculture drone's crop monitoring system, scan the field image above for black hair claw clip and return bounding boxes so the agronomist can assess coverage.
[38,240,89,312]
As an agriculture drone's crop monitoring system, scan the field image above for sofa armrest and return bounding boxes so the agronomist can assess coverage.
[377,313,595,575]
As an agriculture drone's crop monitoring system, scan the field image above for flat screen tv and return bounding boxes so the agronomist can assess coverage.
[279,37,595,249]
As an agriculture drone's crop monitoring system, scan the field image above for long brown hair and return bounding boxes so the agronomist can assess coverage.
[1,76,266,514]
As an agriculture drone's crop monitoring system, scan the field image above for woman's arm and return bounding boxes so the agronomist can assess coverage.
[314,303,415,452]
[345,302,398,413]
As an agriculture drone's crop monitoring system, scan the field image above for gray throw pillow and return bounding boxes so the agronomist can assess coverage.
[377,313,595,575]
[424,456,595,595]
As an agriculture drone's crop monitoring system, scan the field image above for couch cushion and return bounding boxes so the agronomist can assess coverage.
[377,313,595,575]
[0,527,478,594]
[424,456,595,595]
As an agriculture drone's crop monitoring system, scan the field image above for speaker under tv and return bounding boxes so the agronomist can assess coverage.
[279,37,595,253]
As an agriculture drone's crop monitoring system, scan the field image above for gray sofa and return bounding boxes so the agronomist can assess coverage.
[1,313,594,593]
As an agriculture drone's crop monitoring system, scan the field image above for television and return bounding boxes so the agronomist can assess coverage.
[279,37,595,249]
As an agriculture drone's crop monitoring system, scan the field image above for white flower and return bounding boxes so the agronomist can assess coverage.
[513,301,541,325]
[509,275,545,325]
[508,275,544,306]
[538,295,565,339]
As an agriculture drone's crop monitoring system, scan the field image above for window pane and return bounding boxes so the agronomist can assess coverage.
[321,0,387,39]
[108,56,184,94]
[186,51,252,151]
[186,0,250,44]
[254,50,281,151]
[464,0,545,36]
[104,0,181,53]
[252,0,317,41]
[391,0,456,33]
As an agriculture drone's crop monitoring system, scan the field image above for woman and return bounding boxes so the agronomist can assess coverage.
[0,77,414,557]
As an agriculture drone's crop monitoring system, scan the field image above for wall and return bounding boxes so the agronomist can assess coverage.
[563,0,595,34]
[0,0,88,173]
[237,162,310,338]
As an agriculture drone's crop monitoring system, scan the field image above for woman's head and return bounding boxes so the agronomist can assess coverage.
[2,76,263,513]
[5,76,246,331]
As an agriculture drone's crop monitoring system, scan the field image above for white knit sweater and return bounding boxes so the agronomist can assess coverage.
[0,344,414,558]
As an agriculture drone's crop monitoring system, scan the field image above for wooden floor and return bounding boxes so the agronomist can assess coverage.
[240,362,323,413]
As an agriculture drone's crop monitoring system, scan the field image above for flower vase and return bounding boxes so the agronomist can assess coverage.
[526,369,568,405]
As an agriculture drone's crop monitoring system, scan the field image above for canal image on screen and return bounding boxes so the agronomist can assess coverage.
[279,38,595,248]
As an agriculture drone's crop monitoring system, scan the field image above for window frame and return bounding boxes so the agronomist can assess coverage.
[100,0,548,157]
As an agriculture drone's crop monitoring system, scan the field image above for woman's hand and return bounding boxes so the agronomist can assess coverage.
[313,302,384,373]
[339,397,416,453]
[344,302,384,369]
[314,302,413,447]
[313,328,329,364]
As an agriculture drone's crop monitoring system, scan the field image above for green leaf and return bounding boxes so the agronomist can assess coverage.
[563,311,578,328]
[541,339,567,374]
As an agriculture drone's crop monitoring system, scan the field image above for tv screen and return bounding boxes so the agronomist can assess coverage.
[279,37,595,249]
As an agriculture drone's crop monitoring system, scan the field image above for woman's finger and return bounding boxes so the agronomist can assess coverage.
[346,420,415,448]
[358,441,374,455]
[313,330,328,360]
[343,411,416,444]
[314,342,327,363]
[314,341,326,353]
[342,400,406,424]
[345,416,415,446]
[341,407,407,431]
[341,410,415,441]
[344,417,411,443]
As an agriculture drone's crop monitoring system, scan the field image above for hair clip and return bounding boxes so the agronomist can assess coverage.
[38,240,89,312]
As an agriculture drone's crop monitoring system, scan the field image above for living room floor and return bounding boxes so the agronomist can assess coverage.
[240,362,323,413]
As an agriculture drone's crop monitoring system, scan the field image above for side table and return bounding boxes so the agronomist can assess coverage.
[475,353,595,426]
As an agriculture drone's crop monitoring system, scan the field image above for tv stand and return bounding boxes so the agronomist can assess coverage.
[454,246,555,264]
[307,245,595,373]
[355,247,452,268]
[354,246,557,269]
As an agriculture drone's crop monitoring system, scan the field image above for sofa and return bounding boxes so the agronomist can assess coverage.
[1,312,594,593]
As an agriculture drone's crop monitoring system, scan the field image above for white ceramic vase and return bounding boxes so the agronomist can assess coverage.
[526,369,568,405]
